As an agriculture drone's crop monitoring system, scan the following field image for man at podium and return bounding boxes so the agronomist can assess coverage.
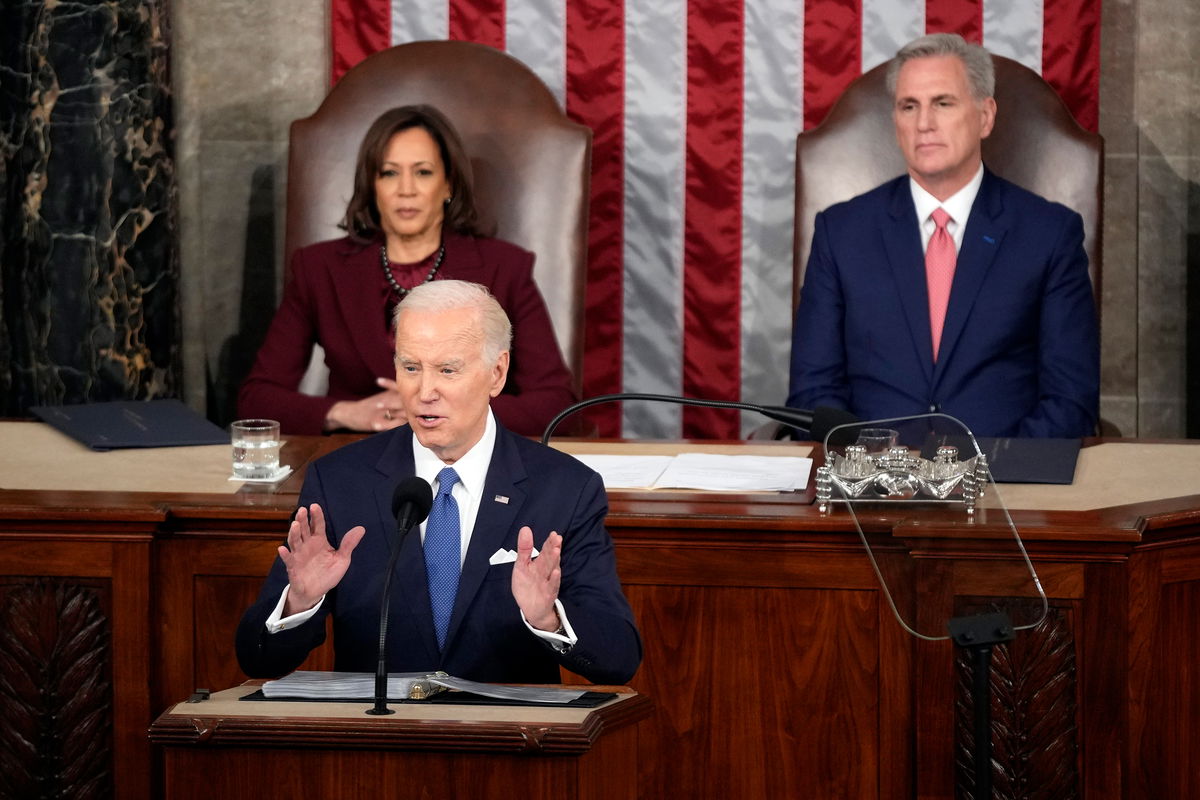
[236,280,641,685]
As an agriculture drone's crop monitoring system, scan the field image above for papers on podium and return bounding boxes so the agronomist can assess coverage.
[261,670,588,704]
[574,452,813,491]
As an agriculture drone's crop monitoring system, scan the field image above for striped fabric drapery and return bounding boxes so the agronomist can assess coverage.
[330,0,1101,439]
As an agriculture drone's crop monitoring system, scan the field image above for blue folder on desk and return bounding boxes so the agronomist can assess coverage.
[30,400,229,451]
[922,435,1081,484]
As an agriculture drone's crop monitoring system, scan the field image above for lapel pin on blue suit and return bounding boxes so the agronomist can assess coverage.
[494,494,509,504]
[983,235,995,245]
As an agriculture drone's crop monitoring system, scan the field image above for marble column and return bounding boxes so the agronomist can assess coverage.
[0,0,179,417]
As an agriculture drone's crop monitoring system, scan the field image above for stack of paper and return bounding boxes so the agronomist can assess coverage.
[573,452,812,491]
[262,671,447,700]
[261,670,588,704]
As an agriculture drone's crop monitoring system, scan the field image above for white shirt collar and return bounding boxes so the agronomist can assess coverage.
[909,163,985,251]
[411,409,497,500]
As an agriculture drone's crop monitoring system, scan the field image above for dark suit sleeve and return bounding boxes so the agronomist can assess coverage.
[788,210,852,412]
[488,249,578,436]
[1017,211,1099,437]
[234,466,334,678]
[553,471,642,684]
[237,246,338,435]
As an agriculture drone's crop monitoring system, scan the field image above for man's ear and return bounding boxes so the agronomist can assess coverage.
[489,350,510,398]
[979,96,998,139]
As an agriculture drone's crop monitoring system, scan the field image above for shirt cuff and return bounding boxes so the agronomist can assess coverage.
[264,585,325,633]
[521,599,578,653]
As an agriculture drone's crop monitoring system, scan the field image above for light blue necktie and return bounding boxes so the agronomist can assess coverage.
[424,467,461,650]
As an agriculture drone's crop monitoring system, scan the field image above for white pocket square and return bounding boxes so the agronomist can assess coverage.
[489,547,539,565]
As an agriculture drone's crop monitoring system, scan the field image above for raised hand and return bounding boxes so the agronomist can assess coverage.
[511,526,562,631]
[279,503,365,614]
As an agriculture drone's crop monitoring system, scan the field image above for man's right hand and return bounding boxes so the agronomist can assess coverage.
[279,503,365,615]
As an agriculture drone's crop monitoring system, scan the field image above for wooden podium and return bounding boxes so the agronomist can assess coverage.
[149,684,651,799]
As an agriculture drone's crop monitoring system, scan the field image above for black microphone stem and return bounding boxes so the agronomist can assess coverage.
[367,477,432,716]
[366,533,406,715]
[540,392,826,444]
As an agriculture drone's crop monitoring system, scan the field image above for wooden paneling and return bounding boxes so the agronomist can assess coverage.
[3,435,1200,798]
[628,584,885,798]
[0,536,153,800]
[1128,543,1200,798]
[155,537,335,712]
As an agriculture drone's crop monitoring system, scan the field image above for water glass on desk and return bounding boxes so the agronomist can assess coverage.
[230,419,280,479]
[854,427,899,454]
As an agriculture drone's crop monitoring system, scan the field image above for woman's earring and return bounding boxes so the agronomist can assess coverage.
[444,195,453,204]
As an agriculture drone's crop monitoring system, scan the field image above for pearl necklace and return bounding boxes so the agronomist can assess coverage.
[380,243,445,297]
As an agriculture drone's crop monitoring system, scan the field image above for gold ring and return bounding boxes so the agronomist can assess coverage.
[384,410,393,421]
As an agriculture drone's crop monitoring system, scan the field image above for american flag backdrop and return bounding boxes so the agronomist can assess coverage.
[330,0,1102,439]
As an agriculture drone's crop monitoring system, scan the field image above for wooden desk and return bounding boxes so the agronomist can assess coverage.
[1,425,1198,799]
[149,684,650,799]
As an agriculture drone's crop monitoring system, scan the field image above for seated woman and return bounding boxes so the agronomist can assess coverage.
[238,105,576,435]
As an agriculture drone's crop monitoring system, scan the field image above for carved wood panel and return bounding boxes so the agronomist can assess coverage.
[0,578,114,799]
[954,599,1079,800]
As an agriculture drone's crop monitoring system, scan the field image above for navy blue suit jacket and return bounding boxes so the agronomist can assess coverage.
[236,424,642,685]
[787,169,1099,438]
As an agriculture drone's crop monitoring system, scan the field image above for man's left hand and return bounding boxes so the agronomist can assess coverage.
[511,526,562,631]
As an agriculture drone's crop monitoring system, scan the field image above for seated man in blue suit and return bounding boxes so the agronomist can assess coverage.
[788,33,1099,438]
[237,280,641,685]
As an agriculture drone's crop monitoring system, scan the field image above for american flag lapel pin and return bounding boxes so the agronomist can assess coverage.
[494,495,510,504]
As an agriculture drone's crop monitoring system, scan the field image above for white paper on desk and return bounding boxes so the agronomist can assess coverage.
[652,453,813,492]
[431,676,586,704]
[572,454,673,489]
[262,670,439,700]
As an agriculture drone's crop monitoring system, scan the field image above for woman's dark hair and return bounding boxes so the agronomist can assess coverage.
[341,104,484,240]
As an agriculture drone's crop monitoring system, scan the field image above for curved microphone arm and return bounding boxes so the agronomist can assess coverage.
[540,393,828,444]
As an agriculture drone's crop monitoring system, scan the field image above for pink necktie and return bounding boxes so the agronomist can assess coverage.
[925,208,956,361]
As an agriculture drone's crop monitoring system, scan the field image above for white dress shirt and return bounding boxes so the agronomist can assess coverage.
[909,162,984,254]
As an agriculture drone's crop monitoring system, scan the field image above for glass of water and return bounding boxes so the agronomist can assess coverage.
[854,427,899,454]
[230,419,281,480]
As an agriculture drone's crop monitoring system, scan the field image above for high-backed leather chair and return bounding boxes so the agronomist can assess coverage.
[792,55,1102,312]
[285,41,590,395]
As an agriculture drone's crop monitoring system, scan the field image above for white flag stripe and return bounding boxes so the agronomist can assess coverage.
[984,0,1045,73]
[740,0,804,435]
[507,0,567,108]
[862,0,924,73]
[621,0,688,438]
[391,0,447,43]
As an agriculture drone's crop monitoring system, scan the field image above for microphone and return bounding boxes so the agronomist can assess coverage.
[367,476,433,715]
[540,393,859,444]
[391,477,434,539]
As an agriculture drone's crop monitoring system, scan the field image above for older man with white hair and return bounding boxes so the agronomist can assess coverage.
[237,279,641,685]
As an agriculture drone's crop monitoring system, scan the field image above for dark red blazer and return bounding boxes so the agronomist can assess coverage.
[238,233,576,435]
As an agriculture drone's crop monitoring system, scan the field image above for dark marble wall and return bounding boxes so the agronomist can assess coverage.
[0,0,178,416]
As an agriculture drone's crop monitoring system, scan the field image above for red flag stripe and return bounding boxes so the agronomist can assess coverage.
[925,0,983,42]
[330,0,390,84]
[1041,0,1101,132]
[681,0,745,439]
[803,0,862,130]
[449,0,506,49]
[565,0,626,436]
